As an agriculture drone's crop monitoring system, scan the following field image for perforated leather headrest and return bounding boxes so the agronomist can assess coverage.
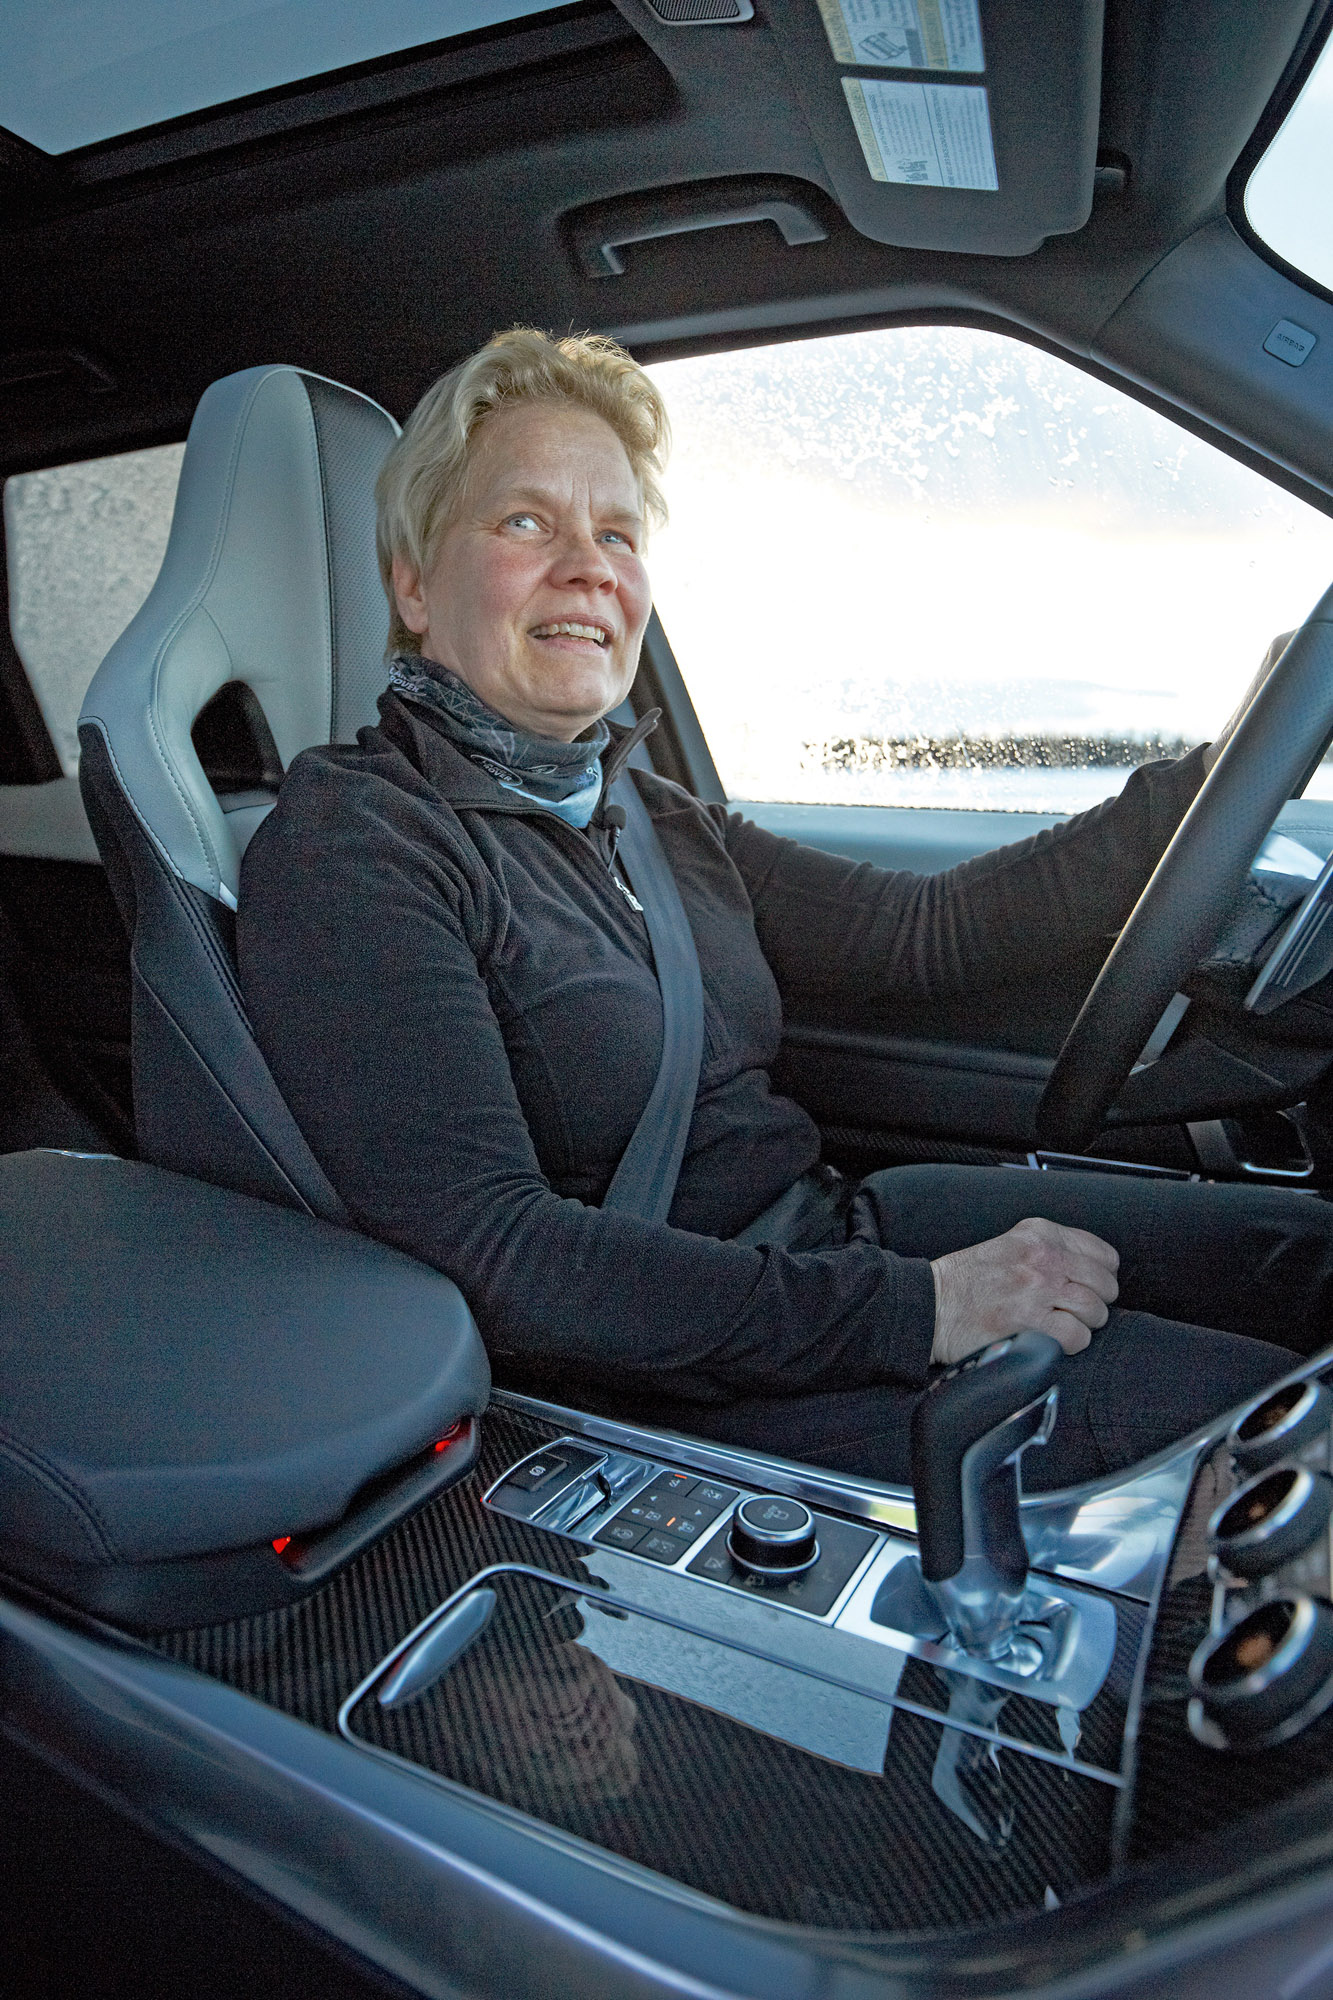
[80,366,399,907]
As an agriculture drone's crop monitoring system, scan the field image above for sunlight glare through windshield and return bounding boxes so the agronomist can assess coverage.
[1246,31,1333,295]
[647,328,1333,812]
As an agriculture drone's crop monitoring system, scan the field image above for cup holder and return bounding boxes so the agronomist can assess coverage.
[1209,1464,1333,1580]
[1189,1595,1333,1747]
[1229,1379,1331,1474]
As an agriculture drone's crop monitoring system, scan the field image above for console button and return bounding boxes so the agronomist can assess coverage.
[508,1455,569,1492]
[623,1498,670,1528]
[672,1488,738,1532]
[654,1472,698,1499]
[637,1531,688,1563]
[692,1545,733,1581]
[738,1496,810,1538]
[729,1495,820,1576]
[652,1512,700,1544]
[594,1518,647,1552]
[687,1513,877,1615]
[487,1444,604,1521]
[694,1482,735,1510]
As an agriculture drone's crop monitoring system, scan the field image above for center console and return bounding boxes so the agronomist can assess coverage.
[223,1339,1319,1934]
[164,1333,1179,1931]
[13,1153,1333,1986]
[11,1149,1329,1946]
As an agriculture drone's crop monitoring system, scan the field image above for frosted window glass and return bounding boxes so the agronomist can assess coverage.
[4,444,184,774]
[1246,33,1333,297]
[646,327,1333,812]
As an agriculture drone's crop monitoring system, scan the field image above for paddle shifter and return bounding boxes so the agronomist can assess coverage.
[910,1331,1063,1662]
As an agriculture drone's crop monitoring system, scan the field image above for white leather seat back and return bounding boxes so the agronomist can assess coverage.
[80,366,399,908]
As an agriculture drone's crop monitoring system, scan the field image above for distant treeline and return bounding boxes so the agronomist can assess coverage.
[808,733,1196,773]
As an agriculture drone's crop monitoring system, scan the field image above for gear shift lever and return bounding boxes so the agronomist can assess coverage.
[910,1331,1062,1662]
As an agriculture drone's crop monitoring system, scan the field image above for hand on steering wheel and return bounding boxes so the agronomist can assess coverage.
[1036,589,1333,1154]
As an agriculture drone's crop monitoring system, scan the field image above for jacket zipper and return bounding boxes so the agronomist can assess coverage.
[392,695,660,919]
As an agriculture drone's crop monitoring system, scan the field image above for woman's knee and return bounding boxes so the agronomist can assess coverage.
[1070,1311,1296,1482]
[852,1164,1007,1257]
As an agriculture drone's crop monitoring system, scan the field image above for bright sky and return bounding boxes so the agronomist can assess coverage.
[1247,31,1333,294]
[646,327,1333,811]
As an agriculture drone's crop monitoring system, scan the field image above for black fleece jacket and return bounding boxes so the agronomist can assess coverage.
[236,691,1206,1409]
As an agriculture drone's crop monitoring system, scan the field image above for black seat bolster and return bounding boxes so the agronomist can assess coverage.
[79,721,348,1221]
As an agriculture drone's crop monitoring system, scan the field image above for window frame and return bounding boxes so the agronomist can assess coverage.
[0,514,62,785]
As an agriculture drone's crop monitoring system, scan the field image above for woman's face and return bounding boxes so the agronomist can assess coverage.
[392,401,652,741]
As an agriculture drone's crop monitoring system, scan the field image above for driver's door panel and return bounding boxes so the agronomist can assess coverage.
[740,799,1075,1156]
[773,1022,1052,1153]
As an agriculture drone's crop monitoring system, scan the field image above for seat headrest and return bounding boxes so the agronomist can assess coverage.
[80,366,399,907]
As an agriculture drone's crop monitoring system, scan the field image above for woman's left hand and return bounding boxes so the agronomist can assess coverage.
[1203,629,1294,776]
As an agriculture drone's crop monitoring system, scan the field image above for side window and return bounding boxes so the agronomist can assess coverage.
[645,329,1333,812]
[4,443,184,775]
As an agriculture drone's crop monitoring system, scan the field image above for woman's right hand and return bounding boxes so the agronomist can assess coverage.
[929,1217,1119,1367]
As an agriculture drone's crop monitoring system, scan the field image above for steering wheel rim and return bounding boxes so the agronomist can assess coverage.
[1034,582,1333,1154]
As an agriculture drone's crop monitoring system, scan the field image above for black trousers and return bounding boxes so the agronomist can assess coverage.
[679,1165,1333,1490]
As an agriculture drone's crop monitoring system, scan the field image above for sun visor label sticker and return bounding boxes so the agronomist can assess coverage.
[817,0,984,73]
[843,79,998,190]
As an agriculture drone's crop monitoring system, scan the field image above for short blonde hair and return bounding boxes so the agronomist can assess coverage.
[376,327,670,656]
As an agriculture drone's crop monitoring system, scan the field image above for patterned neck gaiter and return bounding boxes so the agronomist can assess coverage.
[387,654,610,828]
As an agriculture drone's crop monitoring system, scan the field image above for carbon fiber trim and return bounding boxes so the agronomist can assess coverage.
[343,1568,1118,1932]
[163,1407,1132,1933]
[1126,1442,1333,1864]
[159,1406,578,1730]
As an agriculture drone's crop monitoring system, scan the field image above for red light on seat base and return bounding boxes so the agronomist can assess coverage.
[433,1422,467,1454]
[272,1536,291,1555]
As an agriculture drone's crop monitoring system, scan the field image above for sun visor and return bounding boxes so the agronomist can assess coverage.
[769,0,1101,253]
[611,0,1103,256]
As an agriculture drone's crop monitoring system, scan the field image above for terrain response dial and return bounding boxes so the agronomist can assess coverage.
[727,1495,820,1577]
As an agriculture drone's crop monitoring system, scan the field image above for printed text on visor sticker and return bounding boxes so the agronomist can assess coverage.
[844,78,998,191]
[817,0,984,74]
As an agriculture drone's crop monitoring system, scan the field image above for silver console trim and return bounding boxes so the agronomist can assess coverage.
[491,1389,918,1529]
[492,1388,1207,1603]
[836,1540,1120,1715]
[485,1438,883,1625]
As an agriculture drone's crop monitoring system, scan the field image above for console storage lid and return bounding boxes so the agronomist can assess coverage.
[0,1151,488,1618]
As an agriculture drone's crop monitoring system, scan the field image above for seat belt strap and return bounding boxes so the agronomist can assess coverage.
[600,773,705,1225]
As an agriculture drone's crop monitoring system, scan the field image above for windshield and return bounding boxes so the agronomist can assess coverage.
[1245,29,1333,295]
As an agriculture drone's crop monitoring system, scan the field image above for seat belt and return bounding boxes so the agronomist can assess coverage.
[599,772,705,1225]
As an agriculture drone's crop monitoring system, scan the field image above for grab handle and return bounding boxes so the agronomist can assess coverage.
[570,176,827,278]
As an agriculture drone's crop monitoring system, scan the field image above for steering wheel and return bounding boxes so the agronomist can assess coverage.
[1035,582,1333,1154]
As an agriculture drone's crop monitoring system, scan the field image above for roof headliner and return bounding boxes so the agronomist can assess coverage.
[0,0,1329,488]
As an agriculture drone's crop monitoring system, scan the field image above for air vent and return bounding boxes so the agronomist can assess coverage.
[643,0,753,22]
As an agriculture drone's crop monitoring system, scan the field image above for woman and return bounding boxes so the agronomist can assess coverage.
[237,327,1332,1488]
